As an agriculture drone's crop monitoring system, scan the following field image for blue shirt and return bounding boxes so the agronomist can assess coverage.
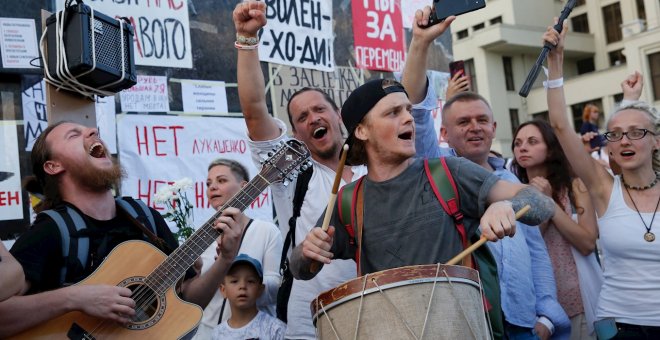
[488,157,571,339]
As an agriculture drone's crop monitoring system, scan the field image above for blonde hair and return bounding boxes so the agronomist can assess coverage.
[608,101,660,172]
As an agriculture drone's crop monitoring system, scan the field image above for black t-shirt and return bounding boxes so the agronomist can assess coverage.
[10,202,184,294]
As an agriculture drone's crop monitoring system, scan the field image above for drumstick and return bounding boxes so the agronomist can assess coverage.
[310,144,349,273]
[445,205,531,266]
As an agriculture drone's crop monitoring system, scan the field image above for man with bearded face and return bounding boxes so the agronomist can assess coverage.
[0,121,244,338]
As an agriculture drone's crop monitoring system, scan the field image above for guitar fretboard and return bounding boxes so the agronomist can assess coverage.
[144,175,271,294]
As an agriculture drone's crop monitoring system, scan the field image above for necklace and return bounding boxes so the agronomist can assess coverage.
[621,171,660,190]
[623,184,660,242]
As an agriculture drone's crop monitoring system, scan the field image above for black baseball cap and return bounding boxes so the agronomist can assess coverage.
[341,79,408,164]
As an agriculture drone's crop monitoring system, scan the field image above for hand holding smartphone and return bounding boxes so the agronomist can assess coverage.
[424,0,487,27]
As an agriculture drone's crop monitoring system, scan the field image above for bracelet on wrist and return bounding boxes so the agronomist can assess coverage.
[235,41,259,50]
[236,34,259,46]
[543,77,563,89]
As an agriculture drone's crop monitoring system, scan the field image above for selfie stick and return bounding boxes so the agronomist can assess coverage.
[518,0,577,98]
[446,205,530,266]
[310,144,349,273]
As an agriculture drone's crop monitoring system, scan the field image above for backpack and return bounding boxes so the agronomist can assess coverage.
[276,166,313,323]
[39,197,158,286]
[337,157,504,339]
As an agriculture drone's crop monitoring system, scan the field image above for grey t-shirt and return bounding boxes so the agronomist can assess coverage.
[327,157,499,274]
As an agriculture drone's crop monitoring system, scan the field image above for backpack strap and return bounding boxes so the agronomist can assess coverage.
[281,166,313,272]
[40,206,89,286]
[424,158,468,249]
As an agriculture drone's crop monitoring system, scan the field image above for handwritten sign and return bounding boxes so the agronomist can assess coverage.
[95,95,117,153]
[259,0,334,71]
[0,18,38,69]
[117,114,273,230]
[269,64,363,134]
[22,78,47,151]
[57,0,192,68]
[352,0,406,72]
[181,80,229,114]
[0,122,23,221]
[120,75,170,112]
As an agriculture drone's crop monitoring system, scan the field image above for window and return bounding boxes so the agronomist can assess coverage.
[602,3,623,43]
[457,29,469,40]
[465,59,477,93]
[609,49,626,66]
[636,0,647,22]
[577,58,595,74]
[571,100,603,133]
[509,109,520,136]
[533,111,549,121]
[576,0,586,6]
[649,52,660,101]
[613,93,624,105]
[473,23,485,31]
[571,13,589,33]
[490,16,502,25]
[503,56,514,91]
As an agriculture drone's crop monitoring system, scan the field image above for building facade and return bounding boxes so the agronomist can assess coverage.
[451,0,660,155]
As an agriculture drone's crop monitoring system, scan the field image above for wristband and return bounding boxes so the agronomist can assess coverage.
[236,34,259,46]
[235,41,259,50]
[543,77,563,89]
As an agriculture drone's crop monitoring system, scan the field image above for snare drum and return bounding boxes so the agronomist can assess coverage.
[312,264,491,340]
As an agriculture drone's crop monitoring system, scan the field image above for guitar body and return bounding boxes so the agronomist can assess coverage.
[10,240,203,340]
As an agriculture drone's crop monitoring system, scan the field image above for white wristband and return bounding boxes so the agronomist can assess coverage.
[543,77,563,89]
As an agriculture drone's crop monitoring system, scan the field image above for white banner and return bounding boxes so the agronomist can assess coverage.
[0,122,24,220]
[400,0,430,29]
[56,0,192,68]
[95,95,117,153]
[259,0,334,71]
[120,75,170,113]
[181,80,229,114]
[0,18,39,69]
[117,114,273,232]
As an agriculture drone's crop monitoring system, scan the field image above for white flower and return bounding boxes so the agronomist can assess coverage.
[172,177,193,191]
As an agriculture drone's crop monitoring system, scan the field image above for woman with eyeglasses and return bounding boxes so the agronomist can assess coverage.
[544,20,660,340]
[511,119,600,339]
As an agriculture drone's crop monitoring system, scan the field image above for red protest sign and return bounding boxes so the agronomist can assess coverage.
[351,0,406,72]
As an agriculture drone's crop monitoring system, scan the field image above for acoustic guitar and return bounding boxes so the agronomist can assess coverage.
[10,139,310,340]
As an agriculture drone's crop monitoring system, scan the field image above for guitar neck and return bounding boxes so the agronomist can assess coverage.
[145,175,271,294]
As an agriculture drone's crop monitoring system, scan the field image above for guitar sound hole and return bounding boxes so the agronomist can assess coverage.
[126,282,159,323]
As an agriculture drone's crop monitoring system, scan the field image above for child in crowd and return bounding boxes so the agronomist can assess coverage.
[212,254,286,340]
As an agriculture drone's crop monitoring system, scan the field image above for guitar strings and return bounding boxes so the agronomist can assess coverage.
[86,177,270,337]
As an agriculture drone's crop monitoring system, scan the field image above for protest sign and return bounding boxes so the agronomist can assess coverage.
[57,0,192,68]
[120,75,170,113]
[0,122,23,221]
[117,114,273,232]
[259,0,334,71]
[352,0,406,72]
[0,18,39,69]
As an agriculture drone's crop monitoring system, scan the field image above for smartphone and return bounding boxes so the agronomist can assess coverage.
[426,0,487,27]
[449,60,465,78]
[590,134,605,149]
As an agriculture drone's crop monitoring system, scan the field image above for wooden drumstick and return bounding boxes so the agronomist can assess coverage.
[310,144,349,273]
[445,204,531,266]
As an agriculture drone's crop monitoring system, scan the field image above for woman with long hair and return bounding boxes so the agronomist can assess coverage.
[511,119,599,339]
[544,20,660,339]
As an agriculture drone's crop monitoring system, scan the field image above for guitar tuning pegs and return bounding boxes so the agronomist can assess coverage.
[267,152,273,157]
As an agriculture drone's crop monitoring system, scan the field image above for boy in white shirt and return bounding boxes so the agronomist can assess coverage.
[212,254,286,340]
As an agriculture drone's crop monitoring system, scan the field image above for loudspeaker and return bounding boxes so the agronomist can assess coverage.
[46,3,137,95]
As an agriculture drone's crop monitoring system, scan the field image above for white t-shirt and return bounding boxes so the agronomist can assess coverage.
[248,119,367,339]
[194,219,283,340]
[597,176,660,326]
[212,311,286,340]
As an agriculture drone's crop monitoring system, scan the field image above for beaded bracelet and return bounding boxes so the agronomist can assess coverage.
[236,34,259,46]
[235,41,259,50]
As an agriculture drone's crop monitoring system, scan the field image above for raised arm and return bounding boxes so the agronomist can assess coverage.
[233,1,281,141]
[401,7,454,104]
[544,21,613,208]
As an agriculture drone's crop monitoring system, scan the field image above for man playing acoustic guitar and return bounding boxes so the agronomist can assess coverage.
[0,121,244,338]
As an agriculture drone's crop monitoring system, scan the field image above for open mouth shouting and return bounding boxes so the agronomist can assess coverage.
[313,127,328,139]
[398,131,413,140]
[88,141,107,158]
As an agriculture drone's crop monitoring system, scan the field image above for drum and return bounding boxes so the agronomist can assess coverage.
[312,264,491,340]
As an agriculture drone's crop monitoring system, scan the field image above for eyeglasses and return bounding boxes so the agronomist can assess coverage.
[602,128,657,142]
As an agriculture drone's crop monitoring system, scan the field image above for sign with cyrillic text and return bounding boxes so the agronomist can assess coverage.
[120,75,170,113]
[181,80,229,115]
[259,0,334,71]
[352,0,406,72]
[0,18,38,69]
[0,122,23,220]
[56,0,192,68]
[117,114,273,231]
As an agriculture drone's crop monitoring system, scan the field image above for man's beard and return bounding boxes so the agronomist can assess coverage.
[69,157,125,191]
[315,141,341,160]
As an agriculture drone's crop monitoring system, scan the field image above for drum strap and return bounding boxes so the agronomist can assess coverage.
[337,175,366,275]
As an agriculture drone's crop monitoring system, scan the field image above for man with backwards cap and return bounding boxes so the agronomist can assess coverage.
[290,78,560,282]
